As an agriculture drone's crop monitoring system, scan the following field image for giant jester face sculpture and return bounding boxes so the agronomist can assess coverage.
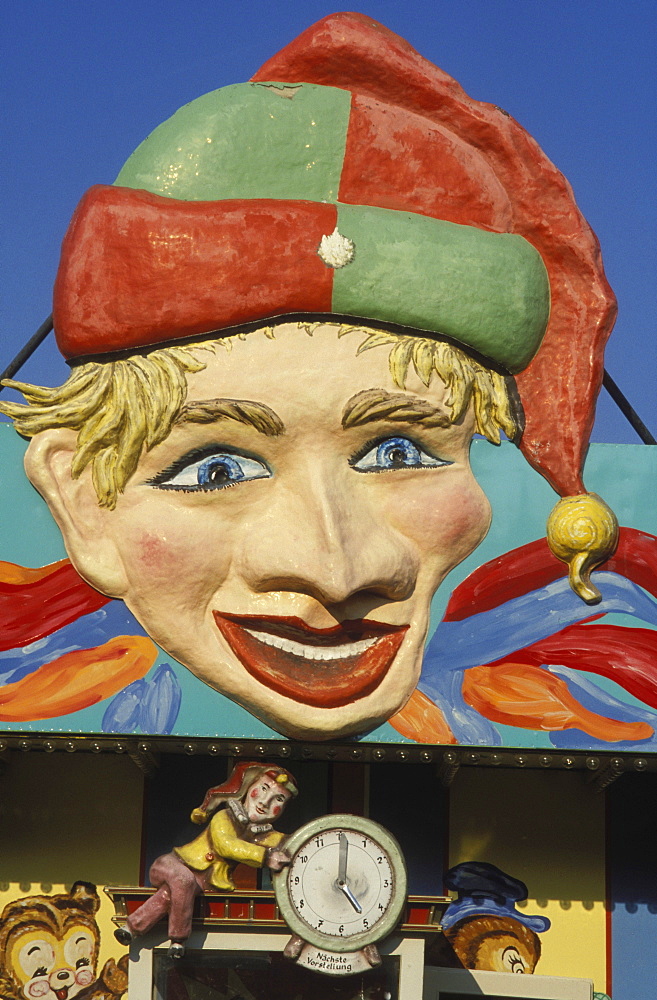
[21,321,495,739]
[1,13,618,740]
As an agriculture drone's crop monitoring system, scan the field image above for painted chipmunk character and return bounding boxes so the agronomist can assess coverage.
[0,882,127,1000]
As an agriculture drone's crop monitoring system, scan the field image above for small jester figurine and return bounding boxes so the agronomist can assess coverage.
[114,761,297,957]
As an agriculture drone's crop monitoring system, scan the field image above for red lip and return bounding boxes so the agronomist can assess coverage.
[213,613,408,708]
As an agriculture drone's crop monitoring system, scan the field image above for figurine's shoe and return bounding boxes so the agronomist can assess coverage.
[168,943,185,960]
[114,927,133,946]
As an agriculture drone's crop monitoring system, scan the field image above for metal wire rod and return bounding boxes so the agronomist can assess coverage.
[0,314,54,387]
[602,369,656,445]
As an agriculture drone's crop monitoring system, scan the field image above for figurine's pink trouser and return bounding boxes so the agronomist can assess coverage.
[126,851,207,942]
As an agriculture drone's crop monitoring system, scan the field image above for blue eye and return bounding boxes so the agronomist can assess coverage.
[352,436,451,472]
[150,449,271,491]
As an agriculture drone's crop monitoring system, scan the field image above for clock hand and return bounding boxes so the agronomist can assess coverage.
[340,882,363,913]
[337,833,363,913]
[338,832,348,884]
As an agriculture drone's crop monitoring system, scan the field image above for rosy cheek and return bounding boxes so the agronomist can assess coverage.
[132,528,216,588]
[136,532,178,573]
[443,485,490,544]
[272,805,281,817]
[75,969,94,986]
[26,981,50,998]
[250,789,258,798]
[407,480,491,556]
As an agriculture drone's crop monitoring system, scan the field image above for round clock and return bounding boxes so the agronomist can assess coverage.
[273,814,407,952]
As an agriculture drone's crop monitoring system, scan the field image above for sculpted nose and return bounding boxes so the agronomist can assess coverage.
[237,468,418,606]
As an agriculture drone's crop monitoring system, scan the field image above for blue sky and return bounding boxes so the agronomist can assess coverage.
[2,0,655,443]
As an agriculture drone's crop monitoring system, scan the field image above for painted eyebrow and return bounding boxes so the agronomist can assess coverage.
[342,389,452,429]
[176,398,285,436]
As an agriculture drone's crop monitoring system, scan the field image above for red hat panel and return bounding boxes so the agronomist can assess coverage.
[253,11,617,497]
[339,94,513,231]
[53,187,337,360]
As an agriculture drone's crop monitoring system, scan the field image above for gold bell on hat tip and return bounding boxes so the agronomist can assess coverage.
[547,493,619,605]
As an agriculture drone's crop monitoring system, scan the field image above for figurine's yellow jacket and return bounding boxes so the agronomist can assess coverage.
[174,809,284,890]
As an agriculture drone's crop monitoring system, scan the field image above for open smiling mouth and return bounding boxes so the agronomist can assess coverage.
[213,613,409,708]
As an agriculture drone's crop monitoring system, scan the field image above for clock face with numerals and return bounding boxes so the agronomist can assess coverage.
[274,814,407,952]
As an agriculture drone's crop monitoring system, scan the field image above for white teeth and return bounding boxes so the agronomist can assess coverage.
[244,629,380,662]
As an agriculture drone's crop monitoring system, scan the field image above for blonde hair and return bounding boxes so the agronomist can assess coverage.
[0,322,518,509]
[347,326,517,443]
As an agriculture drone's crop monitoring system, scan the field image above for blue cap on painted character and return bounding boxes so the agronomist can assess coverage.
[442,861,551,934]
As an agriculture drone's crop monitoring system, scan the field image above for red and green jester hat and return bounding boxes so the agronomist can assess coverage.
[51,12,618,604]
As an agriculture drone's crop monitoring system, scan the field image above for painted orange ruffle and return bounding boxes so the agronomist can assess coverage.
[0,635,157,721]
[389,688,457,744]
[463,662,653,742]
[0,559,70,585]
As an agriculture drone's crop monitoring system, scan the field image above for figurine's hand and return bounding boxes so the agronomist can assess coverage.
[266,847,290,871]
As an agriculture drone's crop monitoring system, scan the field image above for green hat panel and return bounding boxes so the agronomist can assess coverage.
[116,82,351,204]
[333,205,550,373]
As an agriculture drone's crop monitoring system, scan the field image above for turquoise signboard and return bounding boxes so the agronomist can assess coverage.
[2,422,655,752]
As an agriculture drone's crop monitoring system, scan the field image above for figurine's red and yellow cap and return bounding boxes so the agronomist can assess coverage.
[52,12,616,498]
[190,762,298,824]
